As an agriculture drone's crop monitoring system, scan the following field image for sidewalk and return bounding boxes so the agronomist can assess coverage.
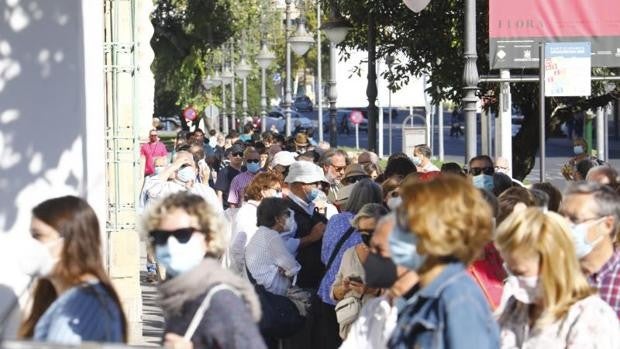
[133,241,164,347]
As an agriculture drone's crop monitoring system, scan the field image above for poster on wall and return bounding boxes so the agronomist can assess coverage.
[544,42,591,97]
[489,0,620,69]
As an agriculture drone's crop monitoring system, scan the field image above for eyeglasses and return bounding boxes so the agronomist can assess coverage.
[332,165,347,173]
[232,152,244,157]
[148,227,197,246]
[469,167,494,176]
[246,159,260,164]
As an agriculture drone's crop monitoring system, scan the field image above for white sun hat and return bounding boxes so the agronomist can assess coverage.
[285,160,327,184]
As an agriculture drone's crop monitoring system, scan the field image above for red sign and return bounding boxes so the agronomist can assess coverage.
[349,110,364,125]
[183,107,197,121]
[489,0,620,69]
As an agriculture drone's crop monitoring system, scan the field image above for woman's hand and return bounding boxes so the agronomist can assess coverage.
[347,278,366,295]
[164,333,193,349]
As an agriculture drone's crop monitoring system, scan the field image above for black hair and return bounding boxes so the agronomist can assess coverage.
[440,162,465,176]
[384,153,416,178]
[257,198,290,228]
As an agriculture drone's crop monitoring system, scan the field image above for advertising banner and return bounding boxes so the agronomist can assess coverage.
[489,0,620,69]
[545,42,592,97]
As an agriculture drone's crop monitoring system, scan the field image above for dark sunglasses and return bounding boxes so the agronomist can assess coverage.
[232,152,244,157]
[469,167,494,176]
[246,159,260,164]
[149,227,197,246]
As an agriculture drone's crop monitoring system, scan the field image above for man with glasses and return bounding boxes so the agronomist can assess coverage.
[319,149,348,204]
[468,155,495,192]
[140,129,168,176]
[214,143,245,209]
[560,182,620,317]
[228,147,262,208]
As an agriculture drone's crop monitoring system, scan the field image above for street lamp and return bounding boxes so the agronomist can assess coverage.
[221,64,234,134]
[283,0,314,137]
[386,55,395,155]
[228,41,237,132]
[256,41,276,132]
[236,56,252,123]
[321,12,351,147]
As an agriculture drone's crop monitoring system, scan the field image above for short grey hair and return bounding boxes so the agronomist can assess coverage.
[414,144,432,159]
[585,165,618,184]
[351,203,389,230]
[344,178,383,214]
[319,149,349,167]
[564,181,620,237]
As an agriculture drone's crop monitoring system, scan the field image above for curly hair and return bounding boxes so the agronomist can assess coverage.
[400,175,492,265]
[143,192,228,257]
[244,171,284,201]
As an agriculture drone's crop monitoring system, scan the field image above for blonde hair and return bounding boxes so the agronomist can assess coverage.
[495,208,595,326]
[142,192,227,257]
[400,175,492,265]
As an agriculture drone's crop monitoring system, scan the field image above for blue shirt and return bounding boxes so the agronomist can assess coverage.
[388,262,499,349]
[317,212,362,305]
[34,281,124,344]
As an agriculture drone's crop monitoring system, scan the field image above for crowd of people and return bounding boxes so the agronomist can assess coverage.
[2,123,620,349]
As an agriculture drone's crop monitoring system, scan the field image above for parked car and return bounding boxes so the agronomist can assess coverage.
[265,109,317,137]
[293,95,313,112]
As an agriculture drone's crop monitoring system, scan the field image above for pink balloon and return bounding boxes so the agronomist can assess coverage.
[403,0,431,13]
[183,107,197,121]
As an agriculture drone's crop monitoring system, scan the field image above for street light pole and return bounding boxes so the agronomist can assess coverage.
[221,65,228,134]
[284,0,293,136]
[386,55,394,155]
[229,41,237,132]
[462,0,479,163]
[328,42,338,147]
[367,12,378,152]
[317,0,323,143]
[257,42,276,133]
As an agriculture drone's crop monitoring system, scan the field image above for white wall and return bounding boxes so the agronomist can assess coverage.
[336,49,426,109]
[0,0,104,235]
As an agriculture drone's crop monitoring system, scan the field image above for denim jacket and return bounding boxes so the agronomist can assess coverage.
[388,262,499,349]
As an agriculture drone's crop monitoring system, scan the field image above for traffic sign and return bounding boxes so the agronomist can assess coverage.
[349,110,364,125]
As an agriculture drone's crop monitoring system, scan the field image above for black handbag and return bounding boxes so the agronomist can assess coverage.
[245,266,305,339]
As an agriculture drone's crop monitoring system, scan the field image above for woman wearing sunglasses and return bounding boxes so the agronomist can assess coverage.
[144,192,265,349]
[20,196,127,344]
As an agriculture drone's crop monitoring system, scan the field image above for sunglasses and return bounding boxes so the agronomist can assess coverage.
[469,167,494,176]
[246,159,260,164]
[149,227,197,246]
[232,152,244,157]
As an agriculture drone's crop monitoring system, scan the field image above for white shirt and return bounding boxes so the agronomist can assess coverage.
[245,226,301,296]
[144,178,223,214]
[421,161,439,173]
[229,201,259,275]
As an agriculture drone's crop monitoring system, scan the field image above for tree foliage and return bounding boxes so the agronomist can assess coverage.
[326,0,619,179]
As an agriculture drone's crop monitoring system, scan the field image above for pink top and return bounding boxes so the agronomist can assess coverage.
[140,141,168,175]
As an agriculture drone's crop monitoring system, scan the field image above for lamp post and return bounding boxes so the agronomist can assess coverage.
[256,42,276,132]
[316,0,323,143]
[228,41,237,131]
[321,11,351,147]
[236,56,252,124]
[284,0,314,136]
[462,0,479,163]
[221,63,234,134]
[386,55,394,155]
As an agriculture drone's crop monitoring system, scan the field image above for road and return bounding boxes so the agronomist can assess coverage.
[298,108,620,190]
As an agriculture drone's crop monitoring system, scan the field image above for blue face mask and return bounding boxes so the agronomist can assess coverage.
[573,145,584,155]
[154,235,205,278]
[177,166,196,183]
[306,187,321,203]
[246,162,261,174]
[473,174,494,191]
[569,219,603,258]
[411,156,422,167]
[388,220,426,271]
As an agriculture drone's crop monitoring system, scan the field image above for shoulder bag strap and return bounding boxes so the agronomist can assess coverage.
[183,284,241,340]
[325,226,356,273]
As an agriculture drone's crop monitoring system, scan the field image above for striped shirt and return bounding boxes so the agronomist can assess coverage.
[34,281,124,344]
[245,226,301,296]
[228,171,257,206]
[589,249,620,318]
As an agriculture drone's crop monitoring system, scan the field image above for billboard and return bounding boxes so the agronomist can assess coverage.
[489,0,620,69]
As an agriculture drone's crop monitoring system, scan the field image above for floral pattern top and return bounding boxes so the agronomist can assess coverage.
[498,295,619,348]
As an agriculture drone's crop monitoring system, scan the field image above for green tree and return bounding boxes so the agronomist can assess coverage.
[326,0,618,179]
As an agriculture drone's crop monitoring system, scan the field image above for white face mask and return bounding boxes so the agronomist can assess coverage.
[177,166,196,183]
[505,275,540,304]
[39,238,64,277]
[387,197,402,210]
[154,234,205,277]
